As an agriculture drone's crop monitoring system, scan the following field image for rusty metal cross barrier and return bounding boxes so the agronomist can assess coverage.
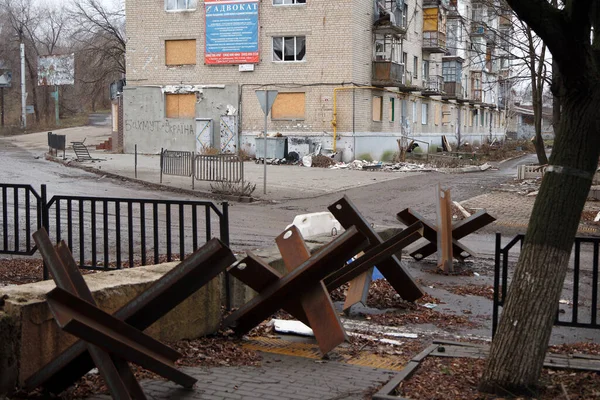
[325,196,425,311]
[397,207,496,271]
[26,228,236,397]
[225,223,424,355]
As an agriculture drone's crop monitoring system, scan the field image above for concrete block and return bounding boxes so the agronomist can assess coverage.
[0,262,222,392]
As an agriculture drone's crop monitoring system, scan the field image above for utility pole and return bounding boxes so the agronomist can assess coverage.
[20,42,26,129]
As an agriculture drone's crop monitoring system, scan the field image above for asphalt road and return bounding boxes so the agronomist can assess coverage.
[0,139,534,253]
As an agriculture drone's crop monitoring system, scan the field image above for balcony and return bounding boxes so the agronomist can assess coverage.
[423,75,444,95]
[423,31,447,53]
[372,61,419,90]
[443,82,463,100]
[471,89,483,103]
[374,0,407,35]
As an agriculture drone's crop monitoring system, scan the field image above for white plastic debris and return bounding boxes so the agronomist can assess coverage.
[421,303,438,309]
[594,211,600,222]
[385,332,419,339]
[302,155,313,167]
[272,319,314,337]
[285,212,342,239]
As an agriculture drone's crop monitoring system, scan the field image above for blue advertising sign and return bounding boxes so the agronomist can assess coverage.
[205,0,260,65]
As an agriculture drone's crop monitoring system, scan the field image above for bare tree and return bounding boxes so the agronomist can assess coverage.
[479,0,600,395]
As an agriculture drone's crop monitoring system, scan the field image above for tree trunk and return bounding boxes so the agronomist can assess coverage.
[479,87,600,395]
[532,92,548,165]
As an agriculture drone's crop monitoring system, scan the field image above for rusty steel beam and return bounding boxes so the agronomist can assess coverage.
[46,288,196,388]
[324,223,424,290]
[452,210,496,239]
[32,230,147,399]
[436,185,454,273]
[227,253,310,326]
[223,226,368,335]
[275,226,347,355]
[27,235,235,395]
[397,208,494,261]
[327,196,424,302]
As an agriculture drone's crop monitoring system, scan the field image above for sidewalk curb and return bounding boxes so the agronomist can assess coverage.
[47,155,257,203]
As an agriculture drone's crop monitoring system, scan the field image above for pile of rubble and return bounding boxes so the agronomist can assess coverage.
[329,160,435,172]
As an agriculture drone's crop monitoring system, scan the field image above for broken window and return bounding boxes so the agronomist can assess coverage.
[273,0,306,4]
[166,94,196,118]
[271,92,306,120]
[272,36,306,62]
[166,0,197,11]
[389,97,395,122]
[421,103,428,125]
[372,96,383,122]
[165,40,197,65]
[412,101,417,123]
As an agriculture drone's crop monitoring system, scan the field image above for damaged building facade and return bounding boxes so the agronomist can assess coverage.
[124,0,511,161]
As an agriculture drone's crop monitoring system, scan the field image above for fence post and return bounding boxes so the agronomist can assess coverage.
[192,153,195,190]
[220,202,231,310]
[41,184,50,280]
[492,232,501,337]
[135,144,138,179]
[160,147,163,184]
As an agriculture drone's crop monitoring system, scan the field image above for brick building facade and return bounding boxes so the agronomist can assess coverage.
[124,0,509,161]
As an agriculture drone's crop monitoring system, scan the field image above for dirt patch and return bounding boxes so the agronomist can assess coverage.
[311,155,337,168]
[368,308,476,330]
[396,356,600,400]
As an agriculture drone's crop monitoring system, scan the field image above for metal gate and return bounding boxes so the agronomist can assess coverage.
[220,115,237,153]
[160,149,193,182]
[196,118,213,153]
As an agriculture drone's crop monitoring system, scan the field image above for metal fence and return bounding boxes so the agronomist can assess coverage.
[159,149,244,184]
[194,154,244,183]
[0,183,229,278]
[493,233,600,336]
[160,149,193,182]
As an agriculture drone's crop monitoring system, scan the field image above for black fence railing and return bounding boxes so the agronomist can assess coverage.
[0,183,229,278]
[0,184,42,255]
[160,149,194,181]
[493,233,600,336]
[159,149,245,185]
[194,154,244,183]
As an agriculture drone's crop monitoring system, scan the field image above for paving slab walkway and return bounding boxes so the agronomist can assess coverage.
[87,352,396,400]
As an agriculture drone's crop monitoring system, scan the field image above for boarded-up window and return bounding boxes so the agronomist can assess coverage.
[165,39,197,66]
[442,104,451,125]
[372,96,383,121]
[166,93,196,118]
[271,92,305,120]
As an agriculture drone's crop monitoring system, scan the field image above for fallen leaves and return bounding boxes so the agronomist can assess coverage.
[447,284,495,300]
[369,308,477,330]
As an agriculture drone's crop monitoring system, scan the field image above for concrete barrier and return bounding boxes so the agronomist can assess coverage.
[0,262,222,392]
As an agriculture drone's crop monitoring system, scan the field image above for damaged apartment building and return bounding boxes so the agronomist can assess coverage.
[123,0,512,161]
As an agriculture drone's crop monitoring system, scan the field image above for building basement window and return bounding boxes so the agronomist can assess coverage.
[166,93,196,118]
[273,0,306,4]
[166,0,197,11]
[271,92,306,120]
[165,39,197,66]
[273,36,306,62]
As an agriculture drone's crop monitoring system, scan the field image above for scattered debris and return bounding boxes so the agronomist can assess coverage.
[447,285,495,300]
[330,160,435,172]
[311,154,337,168]
[453,201,472,218]
[421,303,438,309]
[272,319,314,337]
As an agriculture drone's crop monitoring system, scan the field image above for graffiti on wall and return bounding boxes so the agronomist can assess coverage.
[125,119,194,135]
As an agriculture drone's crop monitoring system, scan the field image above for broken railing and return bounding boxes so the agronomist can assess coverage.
[160,148,244,185]
[493,233,600,336]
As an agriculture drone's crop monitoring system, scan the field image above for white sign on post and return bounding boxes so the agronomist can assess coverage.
[255,90,278,195]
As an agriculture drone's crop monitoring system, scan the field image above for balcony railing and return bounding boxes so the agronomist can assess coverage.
[372,61,405,86]
[423,31,447,52]
[444,82,463,99]
[471,22,486,35]
[471,89,483,102]
[424,75,444,93]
